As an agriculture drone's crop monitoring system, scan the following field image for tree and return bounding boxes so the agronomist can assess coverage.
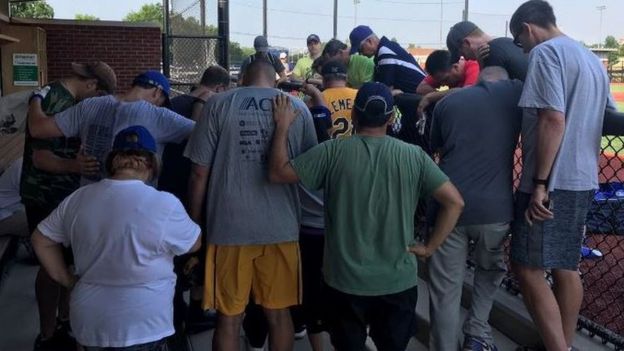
[75,13,99,21]
[10,0,54,19]
[123,3,163,28]
[605,35,619,49]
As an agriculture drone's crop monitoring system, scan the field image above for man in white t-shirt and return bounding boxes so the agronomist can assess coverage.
[0,157,27,237]
[32,125,201,350]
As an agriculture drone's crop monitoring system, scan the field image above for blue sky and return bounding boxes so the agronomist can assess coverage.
[47,0,624,52]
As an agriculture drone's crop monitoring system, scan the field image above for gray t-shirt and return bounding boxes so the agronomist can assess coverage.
[184,87,317,245]
[518,35,616,192]
[431,80,522,225]
[55,95,195,185]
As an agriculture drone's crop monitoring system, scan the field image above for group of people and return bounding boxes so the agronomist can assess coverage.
[6,0,621,350]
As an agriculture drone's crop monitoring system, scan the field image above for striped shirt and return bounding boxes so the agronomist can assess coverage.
[374,36,426,93]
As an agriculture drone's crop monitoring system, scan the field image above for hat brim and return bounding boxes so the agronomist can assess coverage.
[71,63,94,79]
[349,44,359,55]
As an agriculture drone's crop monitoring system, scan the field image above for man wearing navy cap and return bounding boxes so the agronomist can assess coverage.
[292,34,323,80]
[349,25,427,146]
[268,82,464,350]
[27,70,195,185]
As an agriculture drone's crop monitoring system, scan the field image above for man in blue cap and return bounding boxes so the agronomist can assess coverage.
[26,70,195,185]
[268,82,464,350]
[349,25,427,146]
[349,25,426,95]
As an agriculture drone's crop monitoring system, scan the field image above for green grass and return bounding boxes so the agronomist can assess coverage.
[611,84,624,93]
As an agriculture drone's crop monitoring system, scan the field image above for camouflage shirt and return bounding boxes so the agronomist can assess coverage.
[20,81,80,209]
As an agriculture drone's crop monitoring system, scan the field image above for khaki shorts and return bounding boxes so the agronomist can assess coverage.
[203,242,301,316]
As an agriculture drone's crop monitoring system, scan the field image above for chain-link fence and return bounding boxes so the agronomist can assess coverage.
[501,138,624,348]
[165,0,224,96]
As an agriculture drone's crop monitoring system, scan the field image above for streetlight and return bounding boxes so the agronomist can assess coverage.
[597,5,606,47]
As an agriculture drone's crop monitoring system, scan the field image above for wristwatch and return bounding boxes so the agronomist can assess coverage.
[533,177,548,186]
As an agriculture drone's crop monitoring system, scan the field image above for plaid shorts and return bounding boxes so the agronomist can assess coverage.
[511,190,594,270]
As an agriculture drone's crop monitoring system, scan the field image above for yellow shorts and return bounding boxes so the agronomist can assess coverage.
[203,241,301,316]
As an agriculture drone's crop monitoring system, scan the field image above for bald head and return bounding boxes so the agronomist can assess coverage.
[479,66,509,83]
[242,58,276,87]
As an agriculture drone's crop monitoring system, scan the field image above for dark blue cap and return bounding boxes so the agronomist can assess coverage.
[113,125,157,153]
[354,82,394,116]
[132,70,171,106]
[349,25,374,54]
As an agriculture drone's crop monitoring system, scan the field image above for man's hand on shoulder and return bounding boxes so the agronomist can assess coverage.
[272,94,298,129]
[30,85,51,103]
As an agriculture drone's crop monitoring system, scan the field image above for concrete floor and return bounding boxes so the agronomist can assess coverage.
[0,257,428,351]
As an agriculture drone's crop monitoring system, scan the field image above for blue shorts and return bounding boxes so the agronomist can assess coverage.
[511,190,594,270]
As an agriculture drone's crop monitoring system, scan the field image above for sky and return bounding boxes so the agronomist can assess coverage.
[47,0,624,54]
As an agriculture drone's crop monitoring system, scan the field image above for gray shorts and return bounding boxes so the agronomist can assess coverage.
[511,190,594,270]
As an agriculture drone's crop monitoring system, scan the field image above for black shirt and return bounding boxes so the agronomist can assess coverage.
[158,94,200,203]
[483,37,528,81]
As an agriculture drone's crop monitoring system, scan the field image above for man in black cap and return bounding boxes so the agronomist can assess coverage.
[239,35,286,84]
[292,34,322,80]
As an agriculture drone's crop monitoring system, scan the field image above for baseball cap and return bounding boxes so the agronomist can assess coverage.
[254,35,269,52]
[321,60,347,77]
[279,52,287,59]
[132,70,171,107]
[446,21,479,62]
[307,34,320,44]
[112,125,157,153]
[71,61,117,93]
[354,82,394,117]
[349,25,374,54]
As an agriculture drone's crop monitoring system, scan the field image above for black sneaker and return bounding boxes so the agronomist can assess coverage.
[33,334,60,351]
[54,320,76,350]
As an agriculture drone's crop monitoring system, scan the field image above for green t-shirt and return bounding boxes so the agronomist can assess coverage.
[20,81,79,208]
[292,56,314,79]
[347,54,374,89]
[291,135,448,295]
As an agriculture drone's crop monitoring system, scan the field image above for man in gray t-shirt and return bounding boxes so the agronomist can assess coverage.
[27,71,194,185]
[428,67,522,351]
[508,2,615,350]
[184,59,316,351]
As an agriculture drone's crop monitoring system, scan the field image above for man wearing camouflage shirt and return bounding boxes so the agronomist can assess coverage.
[21,61,116,351]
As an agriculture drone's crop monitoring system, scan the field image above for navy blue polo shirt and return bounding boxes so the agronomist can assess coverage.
[374,36,426,93]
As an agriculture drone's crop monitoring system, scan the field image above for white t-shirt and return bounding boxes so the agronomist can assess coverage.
[38,179,200,347]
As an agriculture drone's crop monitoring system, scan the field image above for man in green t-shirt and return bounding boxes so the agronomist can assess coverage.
[292,34,322,80]
[21,61,116,351]
[321,39,374,89]
[268,82,464,350]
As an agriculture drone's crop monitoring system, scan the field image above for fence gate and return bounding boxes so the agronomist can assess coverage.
[163,0,229,96]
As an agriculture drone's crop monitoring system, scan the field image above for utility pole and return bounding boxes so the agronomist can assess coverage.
[463,0,469,21]
[263,0,267,38]
[333,0,338,38]
[354,0,360,27]
[597,5,606,47]
[439,0,443,46]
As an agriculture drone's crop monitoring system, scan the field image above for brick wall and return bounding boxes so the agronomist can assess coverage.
[37,21,161,92]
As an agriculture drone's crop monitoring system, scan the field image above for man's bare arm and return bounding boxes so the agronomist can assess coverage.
[28,98,64,139]
[409,181,464,258]
[416,80,436,95]
[268,95,300,184]
[187,164,210,224]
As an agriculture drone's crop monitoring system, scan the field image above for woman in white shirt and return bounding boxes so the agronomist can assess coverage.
[32,125,202,351]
